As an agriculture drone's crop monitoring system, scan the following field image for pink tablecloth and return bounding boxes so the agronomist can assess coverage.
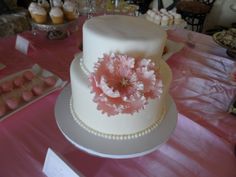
[167,29,236,144]
[0,23,235,177]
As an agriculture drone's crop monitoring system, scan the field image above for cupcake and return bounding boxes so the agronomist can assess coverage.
[28,2,39,20]
[49,7,64,24]
[63,1,79,21]
[31,5,47,24]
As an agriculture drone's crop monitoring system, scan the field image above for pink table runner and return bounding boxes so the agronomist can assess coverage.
[0,23,235,177]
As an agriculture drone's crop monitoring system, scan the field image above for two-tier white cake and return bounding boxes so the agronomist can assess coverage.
[70,15,172,140]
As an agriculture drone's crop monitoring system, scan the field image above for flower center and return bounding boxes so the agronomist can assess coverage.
[120,78,129,87]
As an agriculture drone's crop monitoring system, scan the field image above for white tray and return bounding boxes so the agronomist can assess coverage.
[0,63,5,70]
[0,64,67,121]
[55,84,178,159]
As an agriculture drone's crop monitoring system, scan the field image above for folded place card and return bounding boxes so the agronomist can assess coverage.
[15,35,30,55]
[43,148,85,177]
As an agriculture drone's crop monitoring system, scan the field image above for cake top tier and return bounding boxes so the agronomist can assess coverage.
[82,15,167,72]
[83,15,166,41]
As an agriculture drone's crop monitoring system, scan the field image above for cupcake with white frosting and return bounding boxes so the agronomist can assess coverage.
[31,5,47,24]
[49,7,64,24]
[63,1,79,21]
[28,2,39,20]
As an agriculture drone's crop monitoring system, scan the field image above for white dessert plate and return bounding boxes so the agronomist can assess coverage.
[55,84,178,159]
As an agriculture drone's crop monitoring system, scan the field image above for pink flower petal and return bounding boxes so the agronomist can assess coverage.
[99,77,120,98]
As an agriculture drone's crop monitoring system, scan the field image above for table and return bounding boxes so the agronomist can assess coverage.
[168,29,236,144]
[0,18,236,177]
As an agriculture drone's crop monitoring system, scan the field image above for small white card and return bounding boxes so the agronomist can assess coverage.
[43,148,84,177]
[15,35,29,55]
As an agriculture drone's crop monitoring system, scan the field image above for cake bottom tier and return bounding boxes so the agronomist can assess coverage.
[70,54,172,140]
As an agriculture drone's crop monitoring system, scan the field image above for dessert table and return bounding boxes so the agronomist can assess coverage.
[0,17,236,177]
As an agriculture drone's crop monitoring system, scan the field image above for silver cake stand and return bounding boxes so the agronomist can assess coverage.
[55,84,178,159]
[30,19,78,40]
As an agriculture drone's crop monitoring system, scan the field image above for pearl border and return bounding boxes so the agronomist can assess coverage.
[70,98,166,140]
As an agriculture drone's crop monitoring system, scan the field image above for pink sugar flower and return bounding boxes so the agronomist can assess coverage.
[89,53,163,116]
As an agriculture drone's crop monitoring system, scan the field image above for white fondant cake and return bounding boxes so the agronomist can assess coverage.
[83,15,167,72]
[70,15,172,140]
